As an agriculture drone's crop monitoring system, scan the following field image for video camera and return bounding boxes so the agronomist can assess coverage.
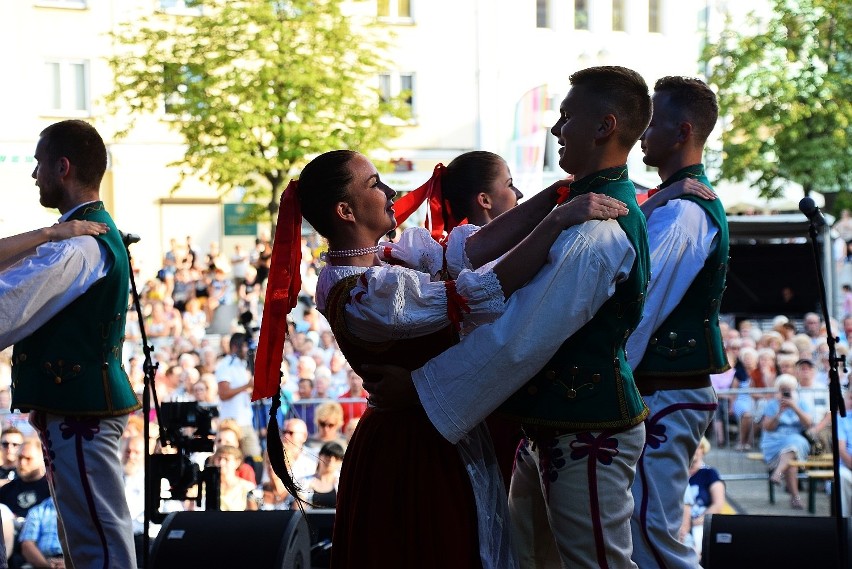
[148,402,220,522]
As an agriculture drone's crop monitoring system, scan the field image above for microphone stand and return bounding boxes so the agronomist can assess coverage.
[123,235,164,569]
[804,219,848,567]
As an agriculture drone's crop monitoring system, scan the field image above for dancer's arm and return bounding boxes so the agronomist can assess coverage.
[0,220,107,263]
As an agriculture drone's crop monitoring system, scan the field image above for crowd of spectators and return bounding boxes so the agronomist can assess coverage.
[0,230,367,567]
[711,309,851,511]
[3,222,852,565]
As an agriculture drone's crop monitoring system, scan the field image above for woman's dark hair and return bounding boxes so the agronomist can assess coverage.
[441,151,506,220]
[319,441,345,461]
[297,150,358,239]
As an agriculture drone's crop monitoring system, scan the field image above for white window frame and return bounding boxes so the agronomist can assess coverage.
[377,0,413,23]
[158,0,204,16]
[379,72,416,124]
[43,59,90,117]
[34,0,87,9]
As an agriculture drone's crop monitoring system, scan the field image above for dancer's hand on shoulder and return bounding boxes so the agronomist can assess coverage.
[550,192,628,228]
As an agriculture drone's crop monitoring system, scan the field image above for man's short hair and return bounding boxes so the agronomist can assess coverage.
[39,120,107,188]
[569,66,651,149]
[653,76,719,144]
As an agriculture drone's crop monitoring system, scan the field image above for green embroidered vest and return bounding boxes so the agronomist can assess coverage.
[498,167,650,430]
[12,202,141,416]
[634,165,730,377]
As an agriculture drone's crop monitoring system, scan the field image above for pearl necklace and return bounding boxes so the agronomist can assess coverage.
[322,245,380,259]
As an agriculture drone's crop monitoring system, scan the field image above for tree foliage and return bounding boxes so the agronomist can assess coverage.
[702,0,852,202]
[106,0,407,224]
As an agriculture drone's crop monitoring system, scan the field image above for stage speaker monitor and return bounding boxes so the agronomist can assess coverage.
[702,514,852,569]
[150,510,310,569]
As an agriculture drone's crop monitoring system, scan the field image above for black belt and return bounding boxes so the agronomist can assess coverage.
[635,374,712,396]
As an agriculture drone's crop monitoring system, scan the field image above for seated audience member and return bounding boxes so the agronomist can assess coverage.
[214,422,257,484]
[0,439,50,520]
[210,446,257,512]
[836,388,852,516]
[339,369,368,426]
[279,418,317,481]
[343,418,360,445]
[297,442,345,510]
[0,428,23,487]
[122,435,146,566]
[305,402,346,453]
[685,437,727,557]
[19,496,64,569]
[760,374,814,510]
[292,378,316,434]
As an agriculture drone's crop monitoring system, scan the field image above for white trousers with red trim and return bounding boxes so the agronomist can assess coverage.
[508,423,644,569]
[31,411,135,569]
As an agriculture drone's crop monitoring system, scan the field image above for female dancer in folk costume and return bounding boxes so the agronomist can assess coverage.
[253,149,629,568]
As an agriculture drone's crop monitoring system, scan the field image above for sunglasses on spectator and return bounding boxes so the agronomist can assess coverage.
[1,442,20,448]
[318,421,338,429]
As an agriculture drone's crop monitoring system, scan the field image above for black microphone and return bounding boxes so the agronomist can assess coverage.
[120,231,141,246]
[799,197,827,227]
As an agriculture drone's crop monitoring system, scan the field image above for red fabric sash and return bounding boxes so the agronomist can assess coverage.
[253,180,302,401]
[392,164,463,242]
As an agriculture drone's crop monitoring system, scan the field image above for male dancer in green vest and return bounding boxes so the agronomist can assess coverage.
[0,120,140,567]
[365,66,654,568]
[626,77,730,568]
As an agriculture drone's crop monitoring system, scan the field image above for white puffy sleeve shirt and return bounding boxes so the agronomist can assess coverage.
[0,212,109,350]
[412,219,637,444]
[315,226,506,343]
[625,200,719,369]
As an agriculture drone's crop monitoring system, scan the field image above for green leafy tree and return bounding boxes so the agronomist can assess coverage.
[702,0,852,206]
[106,0,407,228]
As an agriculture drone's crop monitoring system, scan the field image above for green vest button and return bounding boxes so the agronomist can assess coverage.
[565,388,577,399]
[592,373,601,382]
[688,339,697,347]
[527,385,538,396]
[545,370,557,381]
[649,337,657,345]
[668,332,678,341]
[54,377,62,384]
[18,354,26,363]
[72,365,81,373]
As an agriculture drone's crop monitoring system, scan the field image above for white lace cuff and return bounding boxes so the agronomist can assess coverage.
[455,267,506,334]
[445,224,480,277]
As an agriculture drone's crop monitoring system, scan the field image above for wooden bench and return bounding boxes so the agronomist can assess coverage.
[806,470,835,515]
[749,453,833,505]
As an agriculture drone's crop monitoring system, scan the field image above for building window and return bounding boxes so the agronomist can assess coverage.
[377,0,411,20]
[35,0,87,8]
[44,60,89,115]
[574,0,589,31]
[159,0,203,14]
[379,72,415,117]
[612,0,625,32]
[536,0,550,28]
[648,0,661,33]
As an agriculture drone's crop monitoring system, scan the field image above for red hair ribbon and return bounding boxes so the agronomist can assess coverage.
[253,180,302,401]
[392,164,462,242]
[444,280,471,332]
